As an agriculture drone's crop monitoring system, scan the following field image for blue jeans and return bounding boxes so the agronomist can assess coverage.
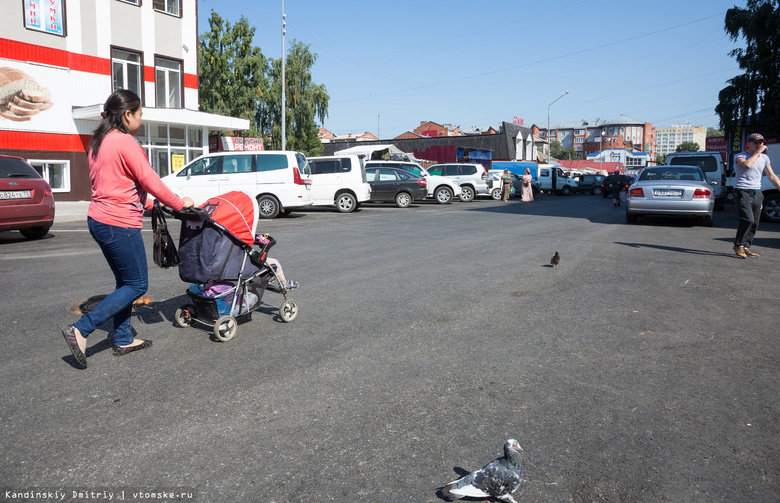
[74,218,148,346]
[733,188,763,248]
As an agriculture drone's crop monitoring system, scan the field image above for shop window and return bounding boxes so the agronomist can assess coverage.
[24,0,66,36]
[188,128,202,148]
[169,125,186,146]
[29,161,70,193]
[155,57,182,108]
[112,48,143,98]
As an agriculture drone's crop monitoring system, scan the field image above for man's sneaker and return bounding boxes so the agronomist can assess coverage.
[744,248,760,257]
[733,245,747,259]
[282,279,299,290]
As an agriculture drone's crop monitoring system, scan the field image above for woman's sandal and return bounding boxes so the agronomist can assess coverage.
[112,339,152,357]
[62,325,88,368]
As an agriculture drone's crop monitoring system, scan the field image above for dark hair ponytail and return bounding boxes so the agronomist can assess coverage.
[89,89,142,159]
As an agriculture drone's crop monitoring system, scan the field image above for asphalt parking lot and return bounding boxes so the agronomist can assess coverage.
[1,194,778,503]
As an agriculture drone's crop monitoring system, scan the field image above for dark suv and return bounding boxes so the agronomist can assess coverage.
[572,174,605,195]
[600,174,632,198]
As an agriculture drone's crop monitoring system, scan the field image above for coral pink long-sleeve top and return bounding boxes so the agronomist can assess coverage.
[87,131,184,228]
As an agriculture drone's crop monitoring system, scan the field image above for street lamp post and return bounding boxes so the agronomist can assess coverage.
[547,91,569,158]
[281,0,286,151]
[600,130,605,173]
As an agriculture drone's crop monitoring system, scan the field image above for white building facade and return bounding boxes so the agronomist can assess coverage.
[0,0,247,201]
[655,125,707,156]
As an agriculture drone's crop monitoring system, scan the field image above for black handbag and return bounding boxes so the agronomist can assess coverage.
[152,201,181,268]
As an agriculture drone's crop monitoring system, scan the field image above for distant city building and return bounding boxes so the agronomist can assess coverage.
[655,125,707,155]
[318,128,377,143]
[539,114,657,162]
[413,121,460,137]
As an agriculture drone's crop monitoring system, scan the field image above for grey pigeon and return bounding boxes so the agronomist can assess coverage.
[442,439,524,503]
[550,251,560,268]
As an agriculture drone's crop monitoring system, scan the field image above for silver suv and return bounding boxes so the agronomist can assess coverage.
[426,163,489,202]
[364,160,462,204]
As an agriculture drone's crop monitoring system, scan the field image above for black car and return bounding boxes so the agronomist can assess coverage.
[600,174,633,198]
[364,167,428,207]
[572,174,605,195]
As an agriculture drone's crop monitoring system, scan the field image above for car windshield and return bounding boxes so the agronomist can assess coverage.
[639,167,703,182]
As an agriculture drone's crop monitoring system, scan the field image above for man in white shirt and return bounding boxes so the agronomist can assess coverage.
[732,133,780,258]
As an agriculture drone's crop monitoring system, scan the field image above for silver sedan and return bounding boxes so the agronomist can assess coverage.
[626,166,715,226]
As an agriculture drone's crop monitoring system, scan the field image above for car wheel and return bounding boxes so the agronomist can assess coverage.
[559,185,572,196]
[761,192,780,223]
[19,226,50,239]
[335,192,357,213]
[459,185,475,202]
[592,186,602,196]
[491,188,502,200]
[700,214,714,227]
[434,186,453,204]
[626,212,638,224]
[395,192,412,208]
[256,195,280,219]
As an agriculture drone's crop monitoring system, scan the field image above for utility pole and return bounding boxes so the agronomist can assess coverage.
[281,0,286,150]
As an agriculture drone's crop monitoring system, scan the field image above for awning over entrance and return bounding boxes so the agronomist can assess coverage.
[71,105,250,131]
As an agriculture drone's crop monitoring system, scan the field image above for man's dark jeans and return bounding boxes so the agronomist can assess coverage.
[733,188,764,248]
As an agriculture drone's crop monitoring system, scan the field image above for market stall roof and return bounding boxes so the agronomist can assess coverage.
[71,105,249,131]
[333,143,405,159]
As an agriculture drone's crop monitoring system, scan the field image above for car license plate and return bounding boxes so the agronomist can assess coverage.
[653,189,683,197]
[0,190,32,200]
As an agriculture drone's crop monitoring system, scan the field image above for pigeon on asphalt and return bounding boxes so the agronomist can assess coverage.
[441,439,525,503]
[550,251,560,268]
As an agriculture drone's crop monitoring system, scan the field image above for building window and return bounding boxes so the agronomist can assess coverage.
[24,0,66,36]
[153,0,179,16]
[29,160,70,193]
[117,0,140,4]
[112,48,143,98]
[574,130,584,136]
[155,57,181,108]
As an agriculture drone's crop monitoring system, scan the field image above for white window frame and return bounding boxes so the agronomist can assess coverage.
[155,57,182,108]
[28,160,71,193]
[153,0,179,16]
[111,48,143,97]
[117,0,140,4]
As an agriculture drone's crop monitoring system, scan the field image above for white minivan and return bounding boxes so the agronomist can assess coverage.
[161,151,313,219]
[306,155,372,213]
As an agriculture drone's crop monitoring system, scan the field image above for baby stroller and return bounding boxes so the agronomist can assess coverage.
[172,191,299,341]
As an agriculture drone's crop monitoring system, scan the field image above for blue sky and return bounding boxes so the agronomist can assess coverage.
[197,0,743,139]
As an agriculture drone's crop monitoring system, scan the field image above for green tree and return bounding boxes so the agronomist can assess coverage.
[707,127,724,137]
[549,140,563,159]
[262,40,329,155]
[198,10,268,137]
[561,147,578,160]
[676,141,700,152]
[656,154,666,165]
[715,0,780,135]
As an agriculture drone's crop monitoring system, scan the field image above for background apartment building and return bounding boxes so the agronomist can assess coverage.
[655,124,707,156]
[0,0,247,201]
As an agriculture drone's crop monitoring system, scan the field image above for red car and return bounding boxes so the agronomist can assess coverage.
[0,155,55,239]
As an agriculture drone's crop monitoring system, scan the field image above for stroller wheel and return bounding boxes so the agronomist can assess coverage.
[175,305,196,328]
[214,316,238,341]
[280,299,298,323]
